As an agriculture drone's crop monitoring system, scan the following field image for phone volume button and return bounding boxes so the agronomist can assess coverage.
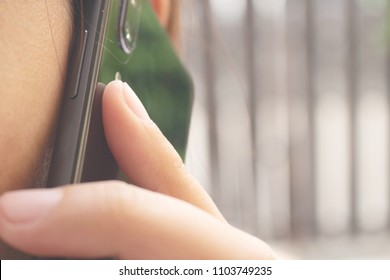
[70,30,88,99]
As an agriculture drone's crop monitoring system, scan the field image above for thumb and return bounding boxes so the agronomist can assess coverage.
[102,81,223,220]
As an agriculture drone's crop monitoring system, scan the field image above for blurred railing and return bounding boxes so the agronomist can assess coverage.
[181,0,390,258]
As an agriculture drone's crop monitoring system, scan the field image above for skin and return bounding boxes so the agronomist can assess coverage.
[150,0,171,27]
[0,0,73,191]
[0,0,274,259]
[0,0,73,258]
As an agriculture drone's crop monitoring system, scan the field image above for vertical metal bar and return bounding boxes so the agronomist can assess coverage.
[200,0,221,204]
[245,0,259,234]
[305,0,318,236]
[386,0,390,231]
[287,0,297,238]
[287,0,313,238]
[346,0,359,234]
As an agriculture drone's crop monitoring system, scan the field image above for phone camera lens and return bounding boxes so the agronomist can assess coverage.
[124,21,133,45]
[118,0,142,54]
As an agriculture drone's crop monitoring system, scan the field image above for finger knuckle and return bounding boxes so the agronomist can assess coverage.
[168,151,186,173]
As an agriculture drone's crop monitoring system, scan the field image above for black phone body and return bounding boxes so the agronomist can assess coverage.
[47,0,193,187]
[48,0,113,187]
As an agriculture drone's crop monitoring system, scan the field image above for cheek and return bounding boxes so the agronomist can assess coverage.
[0,1,73,192]
[150,0,171,27]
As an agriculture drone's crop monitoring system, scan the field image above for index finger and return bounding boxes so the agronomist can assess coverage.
[102,81,224,220]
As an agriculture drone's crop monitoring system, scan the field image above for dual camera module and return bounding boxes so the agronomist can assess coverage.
[117,0,142,55]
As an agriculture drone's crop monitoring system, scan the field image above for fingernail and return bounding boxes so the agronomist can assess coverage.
[122,82,151,122]
[0,189,62,224]
[115,71,122,81]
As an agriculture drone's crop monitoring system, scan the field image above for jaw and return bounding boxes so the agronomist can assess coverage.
[0,0,73,194]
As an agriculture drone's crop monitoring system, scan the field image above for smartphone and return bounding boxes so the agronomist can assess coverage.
[47,0,193,187]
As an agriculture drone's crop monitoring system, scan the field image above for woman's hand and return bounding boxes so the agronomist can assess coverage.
[0,81,274,259]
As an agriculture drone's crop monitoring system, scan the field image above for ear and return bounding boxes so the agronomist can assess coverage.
[149,0,171,28]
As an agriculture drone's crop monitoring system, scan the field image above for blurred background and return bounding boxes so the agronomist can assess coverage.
[180,0,390,259]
